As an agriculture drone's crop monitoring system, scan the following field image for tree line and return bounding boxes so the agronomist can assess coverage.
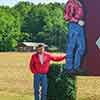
[0,2,68,52]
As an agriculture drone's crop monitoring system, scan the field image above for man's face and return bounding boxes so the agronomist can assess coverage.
[37,47,45,54]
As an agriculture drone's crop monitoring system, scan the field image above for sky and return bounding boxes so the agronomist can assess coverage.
[0,0,67,7]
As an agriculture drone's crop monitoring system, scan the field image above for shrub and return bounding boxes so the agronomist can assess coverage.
[48,46,59,53]
[47,64,76,100]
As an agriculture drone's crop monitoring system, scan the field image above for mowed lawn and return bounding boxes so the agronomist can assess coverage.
[0,52,100,100]
[0,52,65,100]
[76,76,100,100]
[0,52,34,100]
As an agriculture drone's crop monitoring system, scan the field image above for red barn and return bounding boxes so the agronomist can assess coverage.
[82,0,100,75]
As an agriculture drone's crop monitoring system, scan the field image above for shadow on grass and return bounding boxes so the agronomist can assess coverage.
[47,64,76,100]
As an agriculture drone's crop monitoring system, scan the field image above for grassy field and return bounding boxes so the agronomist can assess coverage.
[76,76,100,100]
[0,52,34,100]
[0,52,100,100]
[0,52,65,100]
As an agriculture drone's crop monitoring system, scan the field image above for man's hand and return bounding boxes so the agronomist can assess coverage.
[78,20,85,26]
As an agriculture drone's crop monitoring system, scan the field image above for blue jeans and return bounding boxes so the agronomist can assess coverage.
[34,74,48,100]
[66,22,85,70]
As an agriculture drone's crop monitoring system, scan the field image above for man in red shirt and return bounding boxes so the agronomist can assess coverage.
[30,44,66,100]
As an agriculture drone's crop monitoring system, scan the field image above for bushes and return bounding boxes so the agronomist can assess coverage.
[47,64,76,100]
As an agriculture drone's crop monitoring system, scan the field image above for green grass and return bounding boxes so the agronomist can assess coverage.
[0,52,100,100]
[0,52,34,100]
[0,52,65,100]
[0,95,33,100]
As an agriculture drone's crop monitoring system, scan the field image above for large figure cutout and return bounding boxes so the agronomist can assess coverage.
[64,0,86,74]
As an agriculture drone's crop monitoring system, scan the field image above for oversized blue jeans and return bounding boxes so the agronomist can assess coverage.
[66,22,85,70]
[34,74,48,100]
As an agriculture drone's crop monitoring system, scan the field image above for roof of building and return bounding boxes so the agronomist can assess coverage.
[18,42,48,47]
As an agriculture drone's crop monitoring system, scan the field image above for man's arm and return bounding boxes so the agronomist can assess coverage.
[29,54,34,73]
[49,53,66,61]
[64,1,72,21]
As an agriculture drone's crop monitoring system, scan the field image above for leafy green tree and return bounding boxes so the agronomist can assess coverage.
[0,2,68,52]
[18,32,31,42]
[20,4,50,43]
[0,7,20,51]
[43,3,68,51]
[22,3,68,51]
[14,1,33,32]
[23,4,49,33]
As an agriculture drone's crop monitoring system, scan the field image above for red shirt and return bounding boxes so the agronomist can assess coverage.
[29,52,65,74]
[64,0,84,22]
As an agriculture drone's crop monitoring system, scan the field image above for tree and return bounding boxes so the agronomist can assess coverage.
[0,2,68,52]
[0,7,20,51]
[14,1,33,32]
[22,3,68,51]
[43,3,68,51]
